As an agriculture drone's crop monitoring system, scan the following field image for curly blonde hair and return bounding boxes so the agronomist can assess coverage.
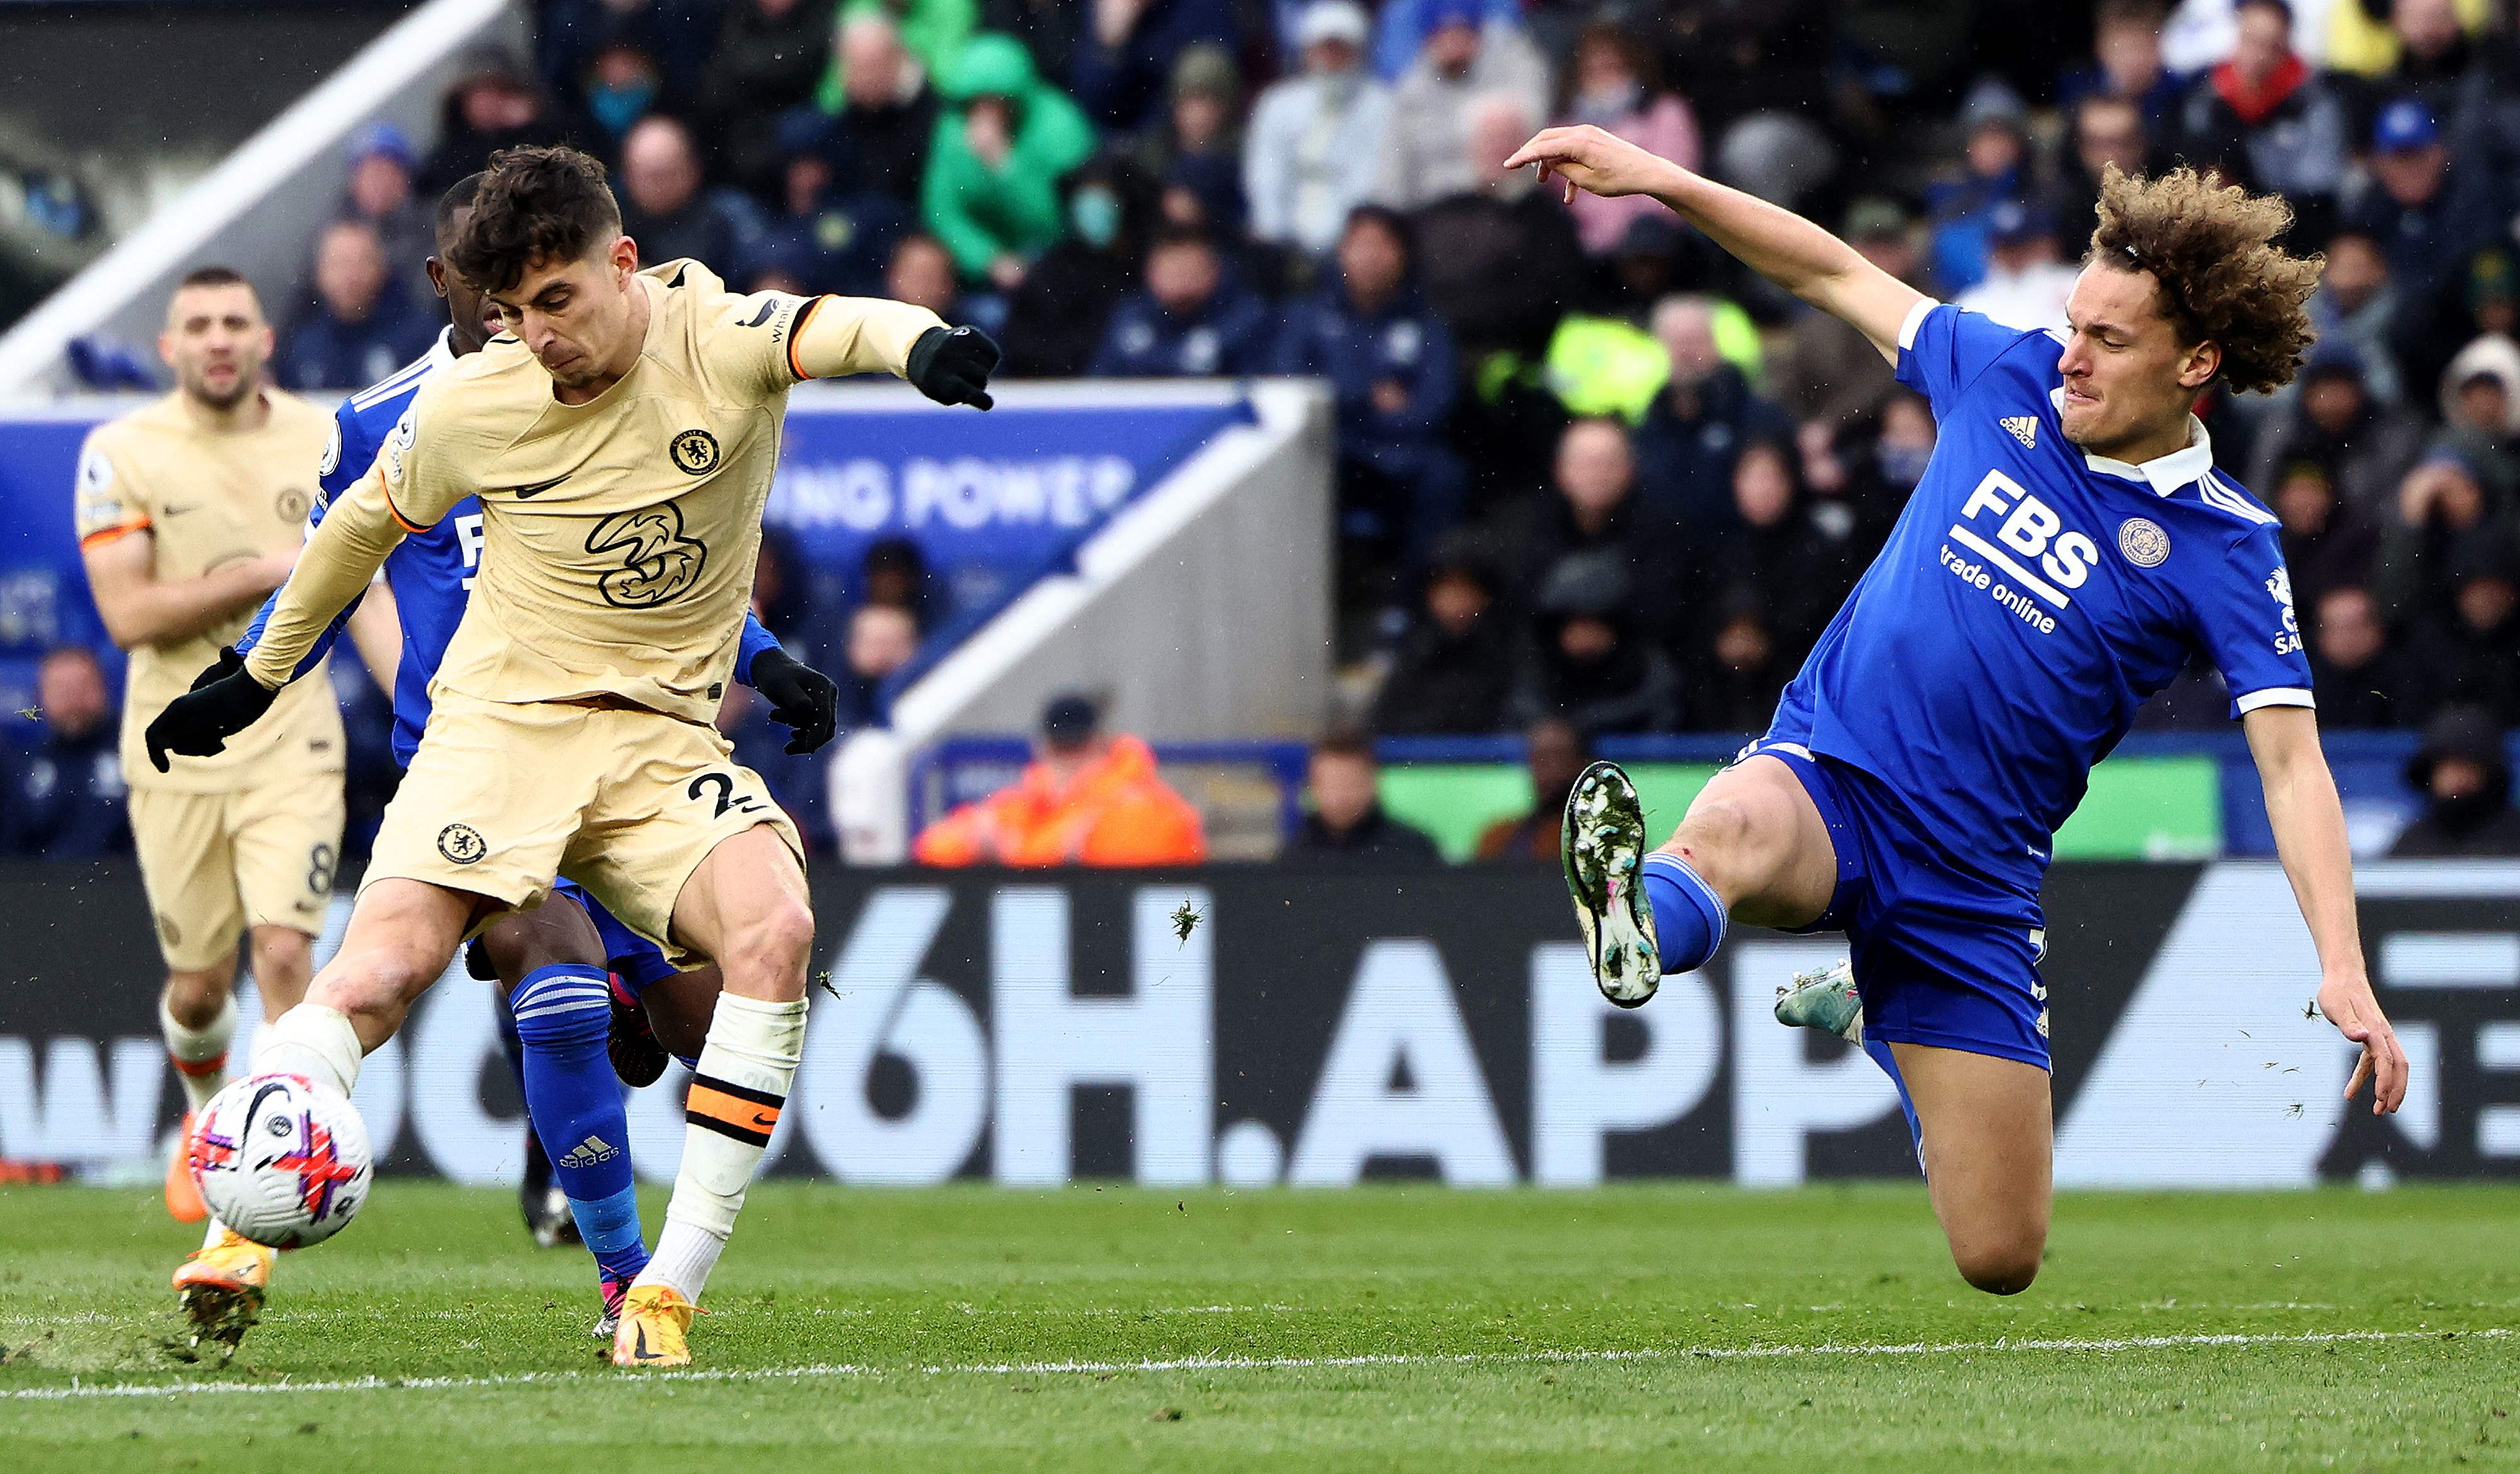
[2087,164,2324,394]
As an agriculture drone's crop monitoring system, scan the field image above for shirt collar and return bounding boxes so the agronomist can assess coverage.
[2046,386,2215,495]
[427,325,459,374]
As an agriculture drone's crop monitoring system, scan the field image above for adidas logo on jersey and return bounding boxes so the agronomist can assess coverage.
[559,1134,619,1169]
[2000,415,2038,450]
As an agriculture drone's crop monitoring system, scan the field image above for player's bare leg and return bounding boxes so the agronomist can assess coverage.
[614,824,813,1367]
[1887,1042,2053,1294]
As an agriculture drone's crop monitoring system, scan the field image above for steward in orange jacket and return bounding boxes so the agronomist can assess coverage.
[913,695,1206,867]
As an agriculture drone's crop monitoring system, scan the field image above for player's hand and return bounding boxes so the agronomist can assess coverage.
[145,648,278,772]
[2319,972,2408,1115]
[748,645,841,755]
[907,325,1000,410]
[1503,124,1685,205]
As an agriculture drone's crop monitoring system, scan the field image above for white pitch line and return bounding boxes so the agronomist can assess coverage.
[3,1327,2506,1403]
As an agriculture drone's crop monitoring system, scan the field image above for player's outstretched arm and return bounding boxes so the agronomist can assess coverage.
[1504,125,1926,363]
[738,614,841,754]
[788,295,1000,408]
[2243,704,2406,1114]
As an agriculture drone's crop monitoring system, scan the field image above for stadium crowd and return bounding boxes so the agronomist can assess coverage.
[16,0,2520,860]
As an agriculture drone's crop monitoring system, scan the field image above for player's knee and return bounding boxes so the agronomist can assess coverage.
[160,967,232,1027]
[723,899,815,988]
[248,926,311,976]
[1951,1233,2044,1296]
[1671,798,1761,892]
[318,942,442,1023]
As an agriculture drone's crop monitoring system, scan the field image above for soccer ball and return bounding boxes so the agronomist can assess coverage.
[188,1073,374,1248]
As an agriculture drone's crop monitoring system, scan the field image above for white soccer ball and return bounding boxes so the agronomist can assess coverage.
[188,1072,374,1248]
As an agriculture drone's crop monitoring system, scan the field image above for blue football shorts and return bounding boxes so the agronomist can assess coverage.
[550,878,682,995]
[1738,740,2053,1071]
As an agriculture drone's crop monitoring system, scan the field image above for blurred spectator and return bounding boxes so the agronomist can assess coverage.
[423,48,581,196]
[2404,531,2520,723]
[1245,0,1391,256]
[1698,437,1860,652]
[2373,0,2487,122]
[861,534,950,625]
[1508,551,1680,735]
[1632,294,1792,533]
[618,115,746,267]
[752,527,850,674]
[1770,200,1918,434]
[716,684,835,854]
[1506,418,1679,619]
[1926,78,2032,295]
[2059,1,2180,127]
[922,32,1097,287]
[2389,704,2520,856]
[826,15,942,207]
[2269,459,2379,621]
[1134,45,1246,236]
[980,0,1083,94]
[821,0,972,110]
[888,232,1002,333]
[1554,20,1697,256]
[1089,226,1271,376]
[1954,199,2078,334]
[1407,93,1581,362]
[1070,0,1240,134]
[1372,0,1550,210]
[278,219,436,391]
[2306,231,2404,405]
[1472,718,1588,860]
[2051,95,2150,247]
[2374,449,2512,631]
[912,693,1206,864]
[835,601,922,727]
[747,115,914,296]
[2342,100,2490,300]
[1002,154,1159,376]
[2247,351,2427,521]
[1372,532,1517,735]
[338,123,432,307]
[537,0,716,125]
[1281,728,1441,861]
[2307,584,2412,729]
[582,38,667,147]
[1276,205,1465,581]
[1691,585,1790,734]
[2164,0,2349,229]
[0,647,128,859]
[2436,334,2520,500]
[1368,0,1521,83]
[699,0,833,195]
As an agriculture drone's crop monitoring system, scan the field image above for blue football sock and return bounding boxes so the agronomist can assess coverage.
[510,964,650,1283]
[492,984,525,1093]
[1639,853,1727,972]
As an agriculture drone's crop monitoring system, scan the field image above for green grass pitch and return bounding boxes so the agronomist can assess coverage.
[4,1183,2517,1471]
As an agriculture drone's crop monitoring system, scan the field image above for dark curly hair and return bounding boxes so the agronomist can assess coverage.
[447,146,621,295]
[2087,164,2323,394]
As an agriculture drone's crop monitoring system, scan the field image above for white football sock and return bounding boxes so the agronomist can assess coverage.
[636,993,806,1303]
[251,1004,364,1098]
[161,993,237,1115]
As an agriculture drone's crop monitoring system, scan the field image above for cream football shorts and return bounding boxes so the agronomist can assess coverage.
[129,771,345,972]
[364,690,802,966]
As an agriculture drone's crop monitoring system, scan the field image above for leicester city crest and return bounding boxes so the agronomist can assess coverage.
[2117,517,2170,568]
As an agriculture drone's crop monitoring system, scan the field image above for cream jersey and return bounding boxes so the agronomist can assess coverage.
[245,260,939,723]
[76,389,344,793]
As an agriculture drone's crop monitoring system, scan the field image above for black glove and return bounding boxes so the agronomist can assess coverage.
[146,647,278,772]
[748,645,841,755]
[905,325,1000,410]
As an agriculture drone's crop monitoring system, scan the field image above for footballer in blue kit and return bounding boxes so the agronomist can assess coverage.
[1509,127,2409,1294]
[205,174,843,1340]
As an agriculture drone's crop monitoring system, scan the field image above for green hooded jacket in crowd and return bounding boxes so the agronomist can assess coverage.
[921,33,1097,278]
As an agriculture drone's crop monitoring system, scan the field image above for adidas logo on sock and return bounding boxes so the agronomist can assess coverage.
[2000,415,2038,450]
[559,1134,619,1169]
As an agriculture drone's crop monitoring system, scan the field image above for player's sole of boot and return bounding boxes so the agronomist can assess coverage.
[174,1282,263,1359]
[1561,760,1661,1009]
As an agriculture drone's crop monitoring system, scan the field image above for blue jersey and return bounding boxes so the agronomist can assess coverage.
[238,328,782,768]
[1767,302,2312,889]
